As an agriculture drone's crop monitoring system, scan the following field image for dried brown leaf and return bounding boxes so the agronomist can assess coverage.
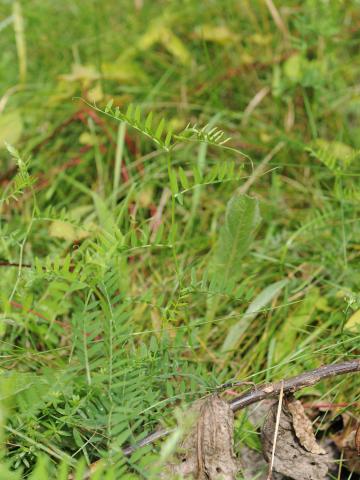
[356,423,360,455]
[261,398,329,480]
[287,399,326,455]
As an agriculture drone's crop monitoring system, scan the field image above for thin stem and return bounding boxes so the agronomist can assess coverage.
[8,216,33,303]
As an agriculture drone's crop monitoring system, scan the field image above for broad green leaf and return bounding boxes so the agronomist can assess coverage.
[221,279,288,352]
[210,194,261,292]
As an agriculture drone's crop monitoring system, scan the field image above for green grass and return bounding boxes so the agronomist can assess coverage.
[0,0,359,478]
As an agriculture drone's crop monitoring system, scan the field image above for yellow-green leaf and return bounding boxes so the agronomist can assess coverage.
[49,220,88,242]
[345,309,360,332]
[0,111,23,149]
[194,24,240,45]
[283,53,303,83]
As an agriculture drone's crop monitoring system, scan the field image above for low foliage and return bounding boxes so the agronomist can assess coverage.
[0,0,359,478]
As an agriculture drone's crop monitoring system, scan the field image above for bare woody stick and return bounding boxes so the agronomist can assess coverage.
[229,359,360,412]
[122,360,360,456]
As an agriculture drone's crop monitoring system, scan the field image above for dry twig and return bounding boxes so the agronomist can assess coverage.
[123,360,360,456]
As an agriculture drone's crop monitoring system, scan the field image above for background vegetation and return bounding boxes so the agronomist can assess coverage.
[0,0,359,478]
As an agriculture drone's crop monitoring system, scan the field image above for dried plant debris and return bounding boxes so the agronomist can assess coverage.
[287,399,326,455]
[239,444,285,480]
[332,414,360,474]
[162,394,240,479]
[238,400,285,479]
[246,399,277,427]
[261,396,329,480]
